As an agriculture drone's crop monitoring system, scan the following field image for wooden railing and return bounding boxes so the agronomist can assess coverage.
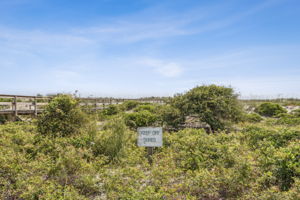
[0,94,165,116]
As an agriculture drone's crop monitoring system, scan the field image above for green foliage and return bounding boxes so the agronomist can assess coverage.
[166,129,238,170]
[0,98,12,102]
[0,114,13,124]
[273,141,300,191]
[1,99,300,199]
[242,126,300,149]
[273,109,300,126]
[276,115,300,126]
[255,102,287,117]
[37,95,89,137]
[121,100,140,111]
[158,104,184,128]
[98,104,122,121]
[101,104,120,116]
[0,123,100,199]
[244,113,263,123]
[133,104,156,112]
[124,110,159,129]
[92,117,128,162]
[172,84,242,131]
[291,109,300,117]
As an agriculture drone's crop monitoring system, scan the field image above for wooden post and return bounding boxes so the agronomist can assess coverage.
[146,147,154,165]
[34,97,38,116]
[94,98,97,112]
[14,96,17,117]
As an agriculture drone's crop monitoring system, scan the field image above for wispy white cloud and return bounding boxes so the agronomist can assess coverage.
[0,27,92,49]
[52,69,81,80]
[68,0,283,44]
[137,58,183,77]
[0,0,282,49]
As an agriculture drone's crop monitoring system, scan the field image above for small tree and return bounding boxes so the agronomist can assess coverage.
[37,95,88,137]
[255,102,287,117]
[172,85,242,131]
[159,104,184,128]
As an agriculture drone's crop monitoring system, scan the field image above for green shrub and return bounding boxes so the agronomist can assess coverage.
[255,102,287,117]
[274,111,300,126]
[0,114,13,124]
[171,85,242,131]
[121,100,140,111]
[134,104,156,112]
[37,95,88,137]
[242,126,300,149]
[158,104,184,128]
[276,113,292,118]
[2,102,300,199]
[276,116,300,126]
[93,118,127,162]
[102,104,120,116]
[291,109,300,117]
[244,113,263,123]
[124,110,159,129]
[273,141,300,191]
[167,129,237,170]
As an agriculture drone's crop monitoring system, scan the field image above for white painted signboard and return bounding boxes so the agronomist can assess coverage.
[137,127,163,147]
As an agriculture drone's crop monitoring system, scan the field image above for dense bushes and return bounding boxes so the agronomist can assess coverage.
[291,109,300,117]
[98,84,246,132]
[158,104,184,128]
[121,100,140,111]
[276,115,300,126]
[124,110,159,129]
[1,120,300,199]
[172,85,243,131]
[101,104,120,116]
[274,110,300,126]
[37,95,89,137]
[1,93,300,199]
[244,113,263,123]
[92,118,128,162]
[255,102,287,117]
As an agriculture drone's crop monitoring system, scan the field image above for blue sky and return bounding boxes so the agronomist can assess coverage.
[0,0,300,98]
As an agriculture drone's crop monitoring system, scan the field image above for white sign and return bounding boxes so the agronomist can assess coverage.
[137,127,163,147]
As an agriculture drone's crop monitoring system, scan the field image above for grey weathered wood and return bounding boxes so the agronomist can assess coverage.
[147,147,154,165]
[0,94,165,116]
[34,97,38,116]
[14,96,17,117]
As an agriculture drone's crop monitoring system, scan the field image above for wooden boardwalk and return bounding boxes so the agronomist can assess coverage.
[0,94,165,116]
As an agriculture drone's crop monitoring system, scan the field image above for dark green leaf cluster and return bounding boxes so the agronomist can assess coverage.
[37,95,89,137]
[158,104,184,128]
[172,84,243,131]
[255,102,287,117]
[124,110,159,129]
[244,113,263,123]
[102,104,120,116]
